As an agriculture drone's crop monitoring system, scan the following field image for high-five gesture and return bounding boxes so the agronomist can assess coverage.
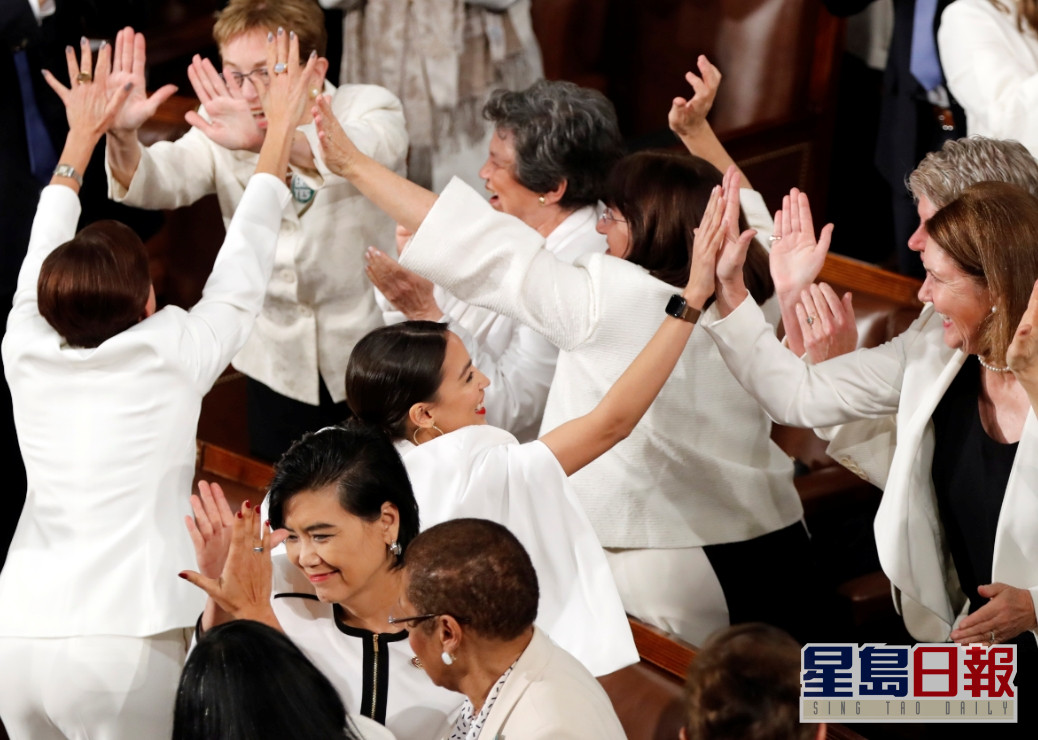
[185,53,265,152]
[42,37,131,143]
[107,27,178,137]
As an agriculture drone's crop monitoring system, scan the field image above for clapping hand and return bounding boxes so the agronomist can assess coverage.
[797,283,857,363]
[313,94,361,178]
[1008,278,1038,388]
[184,480,236,580]
[365,247,443,321]
[107,27,178,138]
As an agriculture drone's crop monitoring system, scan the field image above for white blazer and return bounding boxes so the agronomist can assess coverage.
[705,298,1038,643]
[439,627,626,740]
[0,175,289,637]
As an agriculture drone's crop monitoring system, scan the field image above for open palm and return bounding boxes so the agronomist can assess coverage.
[108,27,177,136]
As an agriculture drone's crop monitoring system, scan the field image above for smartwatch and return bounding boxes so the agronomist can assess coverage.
[665,294,701,324]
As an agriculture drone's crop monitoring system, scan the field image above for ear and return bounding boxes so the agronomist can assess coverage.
[313,56,329,86]
[379,502,400,545]
[540,178,568,207]
[407,401,437,433]
[438,614,465,655]
[141,284,157,320]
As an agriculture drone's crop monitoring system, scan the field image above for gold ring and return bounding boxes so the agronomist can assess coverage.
[76,71,92,84]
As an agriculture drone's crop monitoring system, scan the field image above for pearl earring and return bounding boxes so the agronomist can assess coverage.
[538,196,546,205]
[441,651,454,666]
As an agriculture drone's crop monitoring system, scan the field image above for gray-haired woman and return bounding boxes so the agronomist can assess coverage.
[366,79,623,442]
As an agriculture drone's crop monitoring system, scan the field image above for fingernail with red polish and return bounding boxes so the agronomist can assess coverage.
[237,512,243,519]
[244,499,251,509]
[178,572,189,580]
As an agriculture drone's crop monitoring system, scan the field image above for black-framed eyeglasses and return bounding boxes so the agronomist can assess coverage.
[387,612,470,627]
[221,68,270,87]
[599,206,626,224]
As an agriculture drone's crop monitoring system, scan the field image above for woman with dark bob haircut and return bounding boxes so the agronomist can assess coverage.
[172,620,391,740]
[183,423,461,738]
[310,65,811,648]
[397,518,626,738]
[364,78,623,443]
[0,33,318,739]
[183,175,751,714]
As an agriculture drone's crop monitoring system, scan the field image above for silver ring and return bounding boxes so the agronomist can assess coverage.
[252,546,264,553]
[806,315,816,326]
[990,630,997,644]
[273,62,287,74]
[769,235,781,243]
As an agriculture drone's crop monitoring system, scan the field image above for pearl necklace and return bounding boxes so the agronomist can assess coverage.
[977,355,1011,373]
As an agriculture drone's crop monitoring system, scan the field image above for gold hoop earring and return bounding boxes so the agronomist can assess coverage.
[411,424,445,445]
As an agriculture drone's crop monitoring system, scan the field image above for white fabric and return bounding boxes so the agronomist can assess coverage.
[396,426,638,676]
[433,627,625,740]
[107,82,409,404]
[270,560,463,740]
[938,0,1038,156]
[27,0,55,22]
[400,179,802,549]
[0,174,289,638]
[0,629,189,740]
[604,545,729,646]
[378,205,605,441]
[353,715,398,740]
[703,298,1038,644]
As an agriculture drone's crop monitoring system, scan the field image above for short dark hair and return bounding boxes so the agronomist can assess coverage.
[345,321,450,440]
[606,151,774,304]
[37,220,151,348]
[173,619,361,740]
[483,80,624,209]
[404,518,538,641]
[684,623,814,740]
[266,421,420,565]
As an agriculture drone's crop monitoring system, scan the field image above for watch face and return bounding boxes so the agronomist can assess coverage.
[665,294,687,317]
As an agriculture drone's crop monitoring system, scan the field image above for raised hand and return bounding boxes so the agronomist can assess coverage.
[313,93,362,178]
[796,283,858,363]
[769,188,834,297]
[255,28,319,135]
[184,53,264,152]
[184,481,237,580]
[1008,279,1038,411]
[179,498,286,629]
[668,55,721,138]
[950,582,1037,646]
[107,27,178,137]
[42,36,131,141]
[687,180,757,311]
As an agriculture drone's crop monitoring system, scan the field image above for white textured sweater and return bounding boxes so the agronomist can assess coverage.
[402,179,802,549]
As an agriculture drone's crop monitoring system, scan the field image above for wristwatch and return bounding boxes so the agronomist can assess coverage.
[52,163,84,187]
[665,294,701,324]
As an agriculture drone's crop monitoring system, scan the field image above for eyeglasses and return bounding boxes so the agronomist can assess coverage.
[599,206,626,224]
[386,612,470,627]
[221,68,270,87]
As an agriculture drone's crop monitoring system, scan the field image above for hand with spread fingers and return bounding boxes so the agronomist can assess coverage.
[950,582,1037,646]
[254,28,320,137]
[796,282,857,364]
[107,27,178,138]
[184,480,237,580]
[179,499,286,631]
[366,246,443,320]
[185,53,265,151]
[768,188,835,357]
[42,36,132,143]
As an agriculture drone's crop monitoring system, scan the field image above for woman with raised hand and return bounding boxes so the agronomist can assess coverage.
[180,182,750,737]
[311,74,814,646]
[703,181,1038,733]
[0,30,316,740]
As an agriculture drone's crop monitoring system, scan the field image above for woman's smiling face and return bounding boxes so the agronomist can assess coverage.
[918,238,992,351]
[416,332,489,436]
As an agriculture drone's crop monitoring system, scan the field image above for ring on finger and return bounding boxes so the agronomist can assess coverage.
[990,630,998,644]
[806,315,816,326]
[273,62,288,74]
[252,546,265,553]
[769,235,781,243]
[76,71,93,84]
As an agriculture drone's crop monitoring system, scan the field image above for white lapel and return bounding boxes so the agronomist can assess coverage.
[477,629,546,739]
[993,409,1038,586]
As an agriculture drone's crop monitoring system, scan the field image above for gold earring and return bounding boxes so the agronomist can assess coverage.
[538,196,546,205]
[412,424,445,445]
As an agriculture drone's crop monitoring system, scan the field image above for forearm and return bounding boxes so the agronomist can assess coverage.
[52,129,101,193]
[105,129,142,190]
[288,130,317,172]
[677,124,752,189]
[779,291,807,356]
[255,119,296,178]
